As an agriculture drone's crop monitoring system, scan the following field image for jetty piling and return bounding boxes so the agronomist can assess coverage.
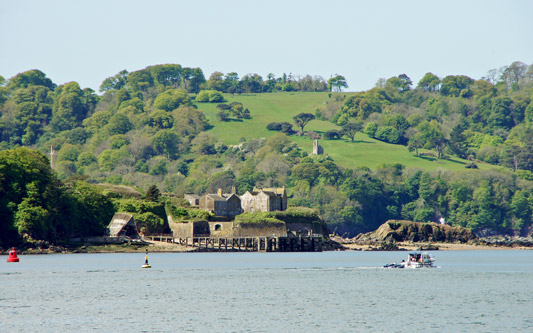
[143,234,322,252]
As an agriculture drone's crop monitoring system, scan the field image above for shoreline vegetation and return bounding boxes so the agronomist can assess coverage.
[3,237,532,255]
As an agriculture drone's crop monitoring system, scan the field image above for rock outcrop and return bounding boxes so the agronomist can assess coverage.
[355,220,477,243]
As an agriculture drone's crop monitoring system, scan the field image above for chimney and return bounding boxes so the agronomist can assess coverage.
[231,186,236,195]
[217,188,223,197]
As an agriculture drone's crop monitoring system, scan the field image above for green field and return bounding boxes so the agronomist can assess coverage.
[198,92,500,172]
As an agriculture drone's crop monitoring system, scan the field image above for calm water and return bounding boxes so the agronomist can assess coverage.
[1,250,532,332]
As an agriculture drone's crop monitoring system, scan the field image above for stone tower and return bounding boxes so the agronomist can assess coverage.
[312,139,323,155]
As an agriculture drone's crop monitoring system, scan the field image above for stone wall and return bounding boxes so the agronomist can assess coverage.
[208,221,234,237]
[232,223,287,237]
[173,221,195,238]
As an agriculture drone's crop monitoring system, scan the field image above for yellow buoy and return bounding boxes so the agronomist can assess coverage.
[142,249,151,268]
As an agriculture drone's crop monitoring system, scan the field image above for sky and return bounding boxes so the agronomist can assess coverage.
[1,0,532,93]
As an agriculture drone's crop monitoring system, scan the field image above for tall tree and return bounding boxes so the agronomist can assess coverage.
[293,113,316,132]
[386,74,412,92]
[99,70,128,92]
[341,122,363,142]
[51,82,92,132]
[327,75,348,92]
[417,73,441,92]
[7,69,56,90]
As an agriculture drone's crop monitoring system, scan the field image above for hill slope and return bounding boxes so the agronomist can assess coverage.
[199,92,498,172]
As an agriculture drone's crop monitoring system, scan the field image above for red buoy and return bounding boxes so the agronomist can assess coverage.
[7,247,19,262]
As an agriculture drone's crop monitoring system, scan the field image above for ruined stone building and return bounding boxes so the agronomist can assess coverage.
[312,139,323,155]
[240,187,287,213]
[199,188,242,218]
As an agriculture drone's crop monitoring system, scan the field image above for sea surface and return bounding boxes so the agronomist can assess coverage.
[1,250,532,332]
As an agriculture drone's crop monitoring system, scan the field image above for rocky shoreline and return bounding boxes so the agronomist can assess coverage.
[2,236,533,255]
[3,220,532,254]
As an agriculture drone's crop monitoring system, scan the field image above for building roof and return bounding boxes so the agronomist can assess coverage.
[185,194,201,199]
[206,194,227,202]
[107,213,138,237]
[244,190,278,198]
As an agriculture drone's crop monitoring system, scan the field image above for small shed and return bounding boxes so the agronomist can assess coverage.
[107,213,140,238]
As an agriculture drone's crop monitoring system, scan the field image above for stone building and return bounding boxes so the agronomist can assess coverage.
[184,194,200,207]
[240,187,287,213]
[199,188,242,218]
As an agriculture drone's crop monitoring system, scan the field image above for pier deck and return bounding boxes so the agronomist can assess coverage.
[143,235,323,252]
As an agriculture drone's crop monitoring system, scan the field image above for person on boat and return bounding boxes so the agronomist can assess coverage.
[145,249,149,265]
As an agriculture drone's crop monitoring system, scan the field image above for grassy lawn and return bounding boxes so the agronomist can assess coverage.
[198,92,502,172]
[198,92,334,144]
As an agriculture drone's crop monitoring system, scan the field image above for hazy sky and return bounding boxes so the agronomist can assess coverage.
[1,0,531,92]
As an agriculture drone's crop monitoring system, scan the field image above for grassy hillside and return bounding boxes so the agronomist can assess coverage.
[199,92,499,172]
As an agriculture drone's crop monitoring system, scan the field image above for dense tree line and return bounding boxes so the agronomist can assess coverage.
[0,147,115,247]
[1,62,533,244]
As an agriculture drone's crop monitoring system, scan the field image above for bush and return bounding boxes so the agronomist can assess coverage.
[324,130,341,140]
[267,122,282,131]
[196,90,210,102]
[197,90,225,103]
[280,122,295,134]
[217,111,229,121]
[209,90,224,103]
[234,212,285,225]
[374,126,400,144]
[134,212,165,235]
[364,122,378,137]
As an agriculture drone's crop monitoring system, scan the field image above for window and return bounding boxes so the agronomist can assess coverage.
[214,224,222,231]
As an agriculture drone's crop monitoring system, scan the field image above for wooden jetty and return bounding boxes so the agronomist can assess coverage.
[143,234,323,252]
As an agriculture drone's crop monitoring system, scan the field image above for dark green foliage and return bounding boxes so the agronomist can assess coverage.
[440,75,474,97]
[267,122,282,131]
[341,122,363,141]
[0,148,114,246]
[152,130,180,159]
[113,198,169,235]
[417,72,441,92]
[8,69,56,90]
[145,185,161,202]
[153,89,192,111]
[323,130,341,140]
[374,126,400,144]
[293,113,315,132]
[51,82,96,132]
[234,212,285,225]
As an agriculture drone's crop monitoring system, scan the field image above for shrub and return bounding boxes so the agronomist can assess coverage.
[209,90,224,103]
[196,90,210,102]
[280,122,295,134]
[375,126,400,144]
[267,122,282,131]
[364,122,378,137]
[217,111,229,121]
[324,130,341,140]
[197,90,225,103]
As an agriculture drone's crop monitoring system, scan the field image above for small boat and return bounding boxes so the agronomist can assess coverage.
[384,252,435,269]
[141,264,151,268]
